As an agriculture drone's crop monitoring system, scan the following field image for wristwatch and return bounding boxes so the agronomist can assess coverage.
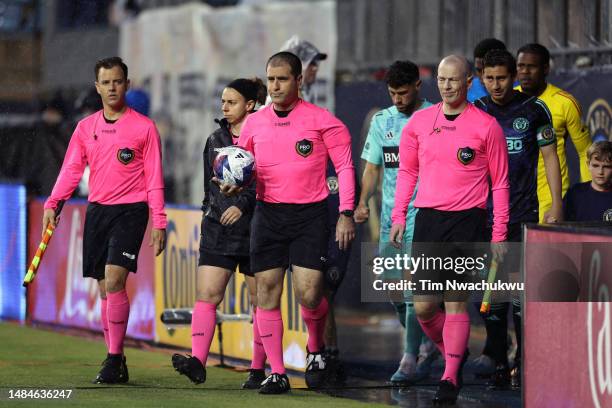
[340,210,354,217]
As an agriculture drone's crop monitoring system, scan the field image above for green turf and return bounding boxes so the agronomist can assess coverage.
[0,323,385,407]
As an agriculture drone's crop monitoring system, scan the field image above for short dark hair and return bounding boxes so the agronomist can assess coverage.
[266,51,302,77]
[385,60,420,88]
[473,38,507,59]
[95,57,128,81]
[483,49,517,75]
[517,43,550,66]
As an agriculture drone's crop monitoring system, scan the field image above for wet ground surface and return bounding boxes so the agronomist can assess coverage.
[319,311,522,407]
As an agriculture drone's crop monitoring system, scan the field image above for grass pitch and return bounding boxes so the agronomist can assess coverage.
[0,323,384,407]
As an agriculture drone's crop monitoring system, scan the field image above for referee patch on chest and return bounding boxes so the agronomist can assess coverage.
[117,148,135,165]
[296,139,313,157]
[457,147,475,165]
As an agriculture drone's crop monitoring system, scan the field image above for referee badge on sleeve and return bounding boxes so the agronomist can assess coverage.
[457,147,475,165]
[117,148,135,165]
[296,139,313,157]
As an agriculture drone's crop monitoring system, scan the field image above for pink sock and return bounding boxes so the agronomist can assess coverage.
[256,308,285,374]
[300,297,329,353]
[441,313,470,386]
[418,309,446,355]
[107,290,130,355]
[251,309,266,370]
[191,301,217,365]
[101,297,110,351]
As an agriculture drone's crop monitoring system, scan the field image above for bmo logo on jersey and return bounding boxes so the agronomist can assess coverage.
[382,146,400,168]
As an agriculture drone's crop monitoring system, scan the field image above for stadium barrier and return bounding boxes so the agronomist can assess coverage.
[0,183,27,321]
[26,199,156,340]
[524,224,612,408]
[25,200,308,370]
[155,207,308,370]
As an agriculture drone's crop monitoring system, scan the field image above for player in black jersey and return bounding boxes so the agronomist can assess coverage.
[474,49,563,389]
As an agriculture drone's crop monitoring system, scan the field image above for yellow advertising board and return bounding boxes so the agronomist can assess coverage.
[155,207,308,371]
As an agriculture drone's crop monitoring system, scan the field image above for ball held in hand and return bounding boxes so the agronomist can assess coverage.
[213,146,255,187]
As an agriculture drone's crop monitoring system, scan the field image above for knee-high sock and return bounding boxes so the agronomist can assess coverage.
[256,308,285,374]
[392,301,407,328]
[418,309,446,355]
[101,297,110,352]
[405,303,423,355]
[512,298,522,365]
[251,309,266,370]
[441,313,470,386]
[484,302,509,365]
[301,297,329,353]
[191,301,217,365]
[107,290,130,355]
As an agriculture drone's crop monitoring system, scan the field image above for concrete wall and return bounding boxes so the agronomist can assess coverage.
[41,0,118,92]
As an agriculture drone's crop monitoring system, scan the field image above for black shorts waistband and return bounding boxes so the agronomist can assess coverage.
[417,207,487,217]
[88,201,148,209]
[257,200,327,211]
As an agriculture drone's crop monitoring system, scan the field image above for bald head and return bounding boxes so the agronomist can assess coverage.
[437,55,471,112]
[438,55,470,78]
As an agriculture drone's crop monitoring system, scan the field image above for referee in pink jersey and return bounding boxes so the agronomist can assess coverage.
[42,57,166,384]
[222,51,356,394]
[390,55,509,404]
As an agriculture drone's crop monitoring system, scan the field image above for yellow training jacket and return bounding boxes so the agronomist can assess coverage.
[517,83,591,222]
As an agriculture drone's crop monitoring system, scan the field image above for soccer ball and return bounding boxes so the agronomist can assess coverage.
[212,146,256,187]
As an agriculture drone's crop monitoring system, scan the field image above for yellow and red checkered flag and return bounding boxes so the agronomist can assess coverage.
[480,257,499,314]
[23,200,65,287]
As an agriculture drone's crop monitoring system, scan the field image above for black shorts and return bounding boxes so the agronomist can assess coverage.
[83,202,149,280]
[250,200,329,273]
[198,249,252,276]
[411,207,487,297]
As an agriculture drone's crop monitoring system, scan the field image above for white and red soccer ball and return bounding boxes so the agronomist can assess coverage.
[213,146,255,187]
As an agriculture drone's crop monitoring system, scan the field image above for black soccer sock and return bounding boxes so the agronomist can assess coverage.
[484,302,510,366]
[475,302,493,357]
[512,299,521,366]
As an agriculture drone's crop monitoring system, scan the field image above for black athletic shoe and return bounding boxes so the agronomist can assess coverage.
[172,354,206,384]
[486,364,511,389]
[432,380,460,405]
[305,349,328,389]
[457,349,470,388]
[120,355,129,383]
[241,369,266,389]
[325,349,347,385]
[258,373,290,394]
[94,353,127,384]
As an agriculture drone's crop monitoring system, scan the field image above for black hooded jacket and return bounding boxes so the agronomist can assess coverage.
[200,118,256,256]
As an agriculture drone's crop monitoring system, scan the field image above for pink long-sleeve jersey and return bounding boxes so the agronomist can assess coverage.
[238,99,355,210]
[391,103,509,242]
[44,108,167,229]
